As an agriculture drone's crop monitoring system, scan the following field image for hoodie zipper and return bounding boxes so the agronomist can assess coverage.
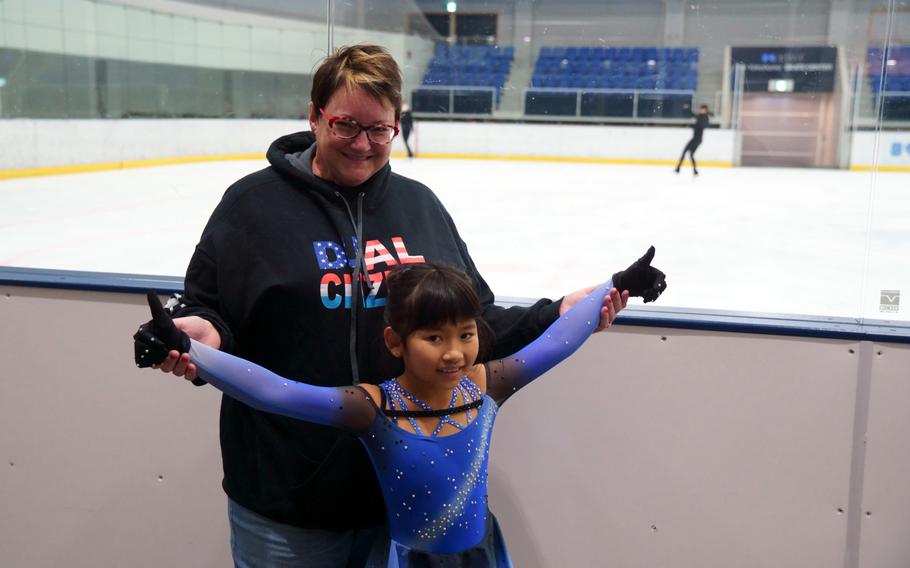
[335,191,371,384]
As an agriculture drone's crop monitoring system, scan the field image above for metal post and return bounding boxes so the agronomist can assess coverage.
[843,61,864,169]
[632,90,639,119]
[731,62,746,167]
[326,0,334,53]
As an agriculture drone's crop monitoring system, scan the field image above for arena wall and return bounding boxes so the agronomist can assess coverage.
[851,131,910,170]
[5,118,910,173]
[0,118,736,172]
[1,281,908,567]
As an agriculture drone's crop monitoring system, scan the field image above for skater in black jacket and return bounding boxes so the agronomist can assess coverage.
[675,104,711,175]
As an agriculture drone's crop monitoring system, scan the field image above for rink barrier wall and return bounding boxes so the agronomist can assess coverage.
[849,131,910,171]
[0,118,732,173]
[0,154,264,180]
[0,152,732,181]
[2,119,909,174]
[3,267,910,568]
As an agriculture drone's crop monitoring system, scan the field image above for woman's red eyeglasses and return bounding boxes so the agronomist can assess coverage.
[320,109,399,144]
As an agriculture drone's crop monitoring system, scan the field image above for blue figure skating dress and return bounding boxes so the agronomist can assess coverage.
[135,281,614,567]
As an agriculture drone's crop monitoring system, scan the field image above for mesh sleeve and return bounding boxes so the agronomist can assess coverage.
[188,340,376,433]
[486,280,612,405]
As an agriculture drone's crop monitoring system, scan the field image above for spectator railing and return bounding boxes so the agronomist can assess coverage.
[412,85,498,115]
[523,87,696,120]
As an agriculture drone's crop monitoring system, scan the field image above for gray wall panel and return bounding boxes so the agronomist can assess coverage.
[857,342,910,568]
[490,326,858,568]
[1,285,907,566]
[0,286,229,568]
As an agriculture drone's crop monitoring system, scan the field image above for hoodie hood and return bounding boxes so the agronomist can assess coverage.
[266,130,392,212]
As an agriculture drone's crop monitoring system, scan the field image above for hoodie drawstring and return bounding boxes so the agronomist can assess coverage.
[335,191,370,384]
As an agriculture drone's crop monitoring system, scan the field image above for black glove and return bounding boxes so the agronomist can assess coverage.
[133,291,191,368]
[611,246,667,303]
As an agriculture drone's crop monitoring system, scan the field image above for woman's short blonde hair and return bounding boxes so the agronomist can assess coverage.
[311,44,403,121]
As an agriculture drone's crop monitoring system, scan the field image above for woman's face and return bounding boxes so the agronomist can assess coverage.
[309,85,397,187]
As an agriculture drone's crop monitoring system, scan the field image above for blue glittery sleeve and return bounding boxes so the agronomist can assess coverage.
[485,280,613,405]
[187,341,376,432]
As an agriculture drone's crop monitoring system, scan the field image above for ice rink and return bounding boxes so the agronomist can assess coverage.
[1,157,908,323]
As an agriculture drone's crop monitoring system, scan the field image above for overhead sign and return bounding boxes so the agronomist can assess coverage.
[731,47,837,93]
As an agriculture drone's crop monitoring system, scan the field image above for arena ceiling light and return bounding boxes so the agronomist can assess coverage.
[446,1,457,13]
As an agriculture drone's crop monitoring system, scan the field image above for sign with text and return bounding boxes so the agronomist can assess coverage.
[731,47,837,93]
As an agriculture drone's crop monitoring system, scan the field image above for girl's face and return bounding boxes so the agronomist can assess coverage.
[389,319,480,389]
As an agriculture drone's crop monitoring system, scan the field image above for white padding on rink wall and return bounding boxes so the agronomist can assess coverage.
[851,131,910,168]
[5,120,908,170]
[0,119,735,170]
[409,121,737,163]
[0,119,303,169]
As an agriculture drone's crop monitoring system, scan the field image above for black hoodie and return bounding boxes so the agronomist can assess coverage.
[174,131,562,529]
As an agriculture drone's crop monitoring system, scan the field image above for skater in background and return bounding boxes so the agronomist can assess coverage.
[400,102,414,158]
[675,104,711,175]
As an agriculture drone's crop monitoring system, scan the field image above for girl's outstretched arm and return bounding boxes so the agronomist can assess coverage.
[485,246,666,404]
[134,293,375,433]
[485,281,612,405]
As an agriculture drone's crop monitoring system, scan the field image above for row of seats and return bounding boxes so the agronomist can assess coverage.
[421,43,702,101]
[532,46,700,92]
[532,75,697,90]
[433,43,515,61]
[422,44,514,101]
[867,46,910,93]
[424,73,507,88]
[871,75,910,93]
[536,60,697,76]
[540,46,699,63]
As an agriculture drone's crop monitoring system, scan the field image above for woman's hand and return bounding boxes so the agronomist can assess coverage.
[134,293,221,382]
[155,317,221,382]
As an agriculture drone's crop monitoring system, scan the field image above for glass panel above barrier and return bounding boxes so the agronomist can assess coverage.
[859,3,909,324]
[0,0,907,326]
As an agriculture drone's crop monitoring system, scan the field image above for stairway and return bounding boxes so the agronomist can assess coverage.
[495,58,534,118]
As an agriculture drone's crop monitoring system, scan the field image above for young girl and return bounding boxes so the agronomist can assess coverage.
[134,249,665,567]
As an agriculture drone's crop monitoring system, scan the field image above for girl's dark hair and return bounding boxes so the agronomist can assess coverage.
[384,263,494,361]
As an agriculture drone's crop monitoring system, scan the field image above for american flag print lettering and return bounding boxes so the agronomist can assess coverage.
[315,236,426,310]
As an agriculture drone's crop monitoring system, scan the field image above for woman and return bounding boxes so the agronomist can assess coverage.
[153,44,633,567]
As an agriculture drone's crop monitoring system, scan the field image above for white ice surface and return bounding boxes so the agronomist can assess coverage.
[1,158,907,322]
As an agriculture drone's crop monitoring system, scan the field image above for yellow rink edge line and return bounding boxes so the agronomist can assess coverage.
[848,164,910,172]
[403,153,734,168]
[0,153,729,179]
[5,154,908,179]
[0,154,264,180]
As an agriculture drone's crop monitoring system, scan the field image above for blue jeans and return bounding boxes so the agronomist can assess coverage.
[228,498,385,568]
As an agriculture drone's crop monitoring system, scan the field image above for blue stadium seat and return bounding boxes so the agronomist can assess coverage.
[885,75,903,91]
[530,45,700,93]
